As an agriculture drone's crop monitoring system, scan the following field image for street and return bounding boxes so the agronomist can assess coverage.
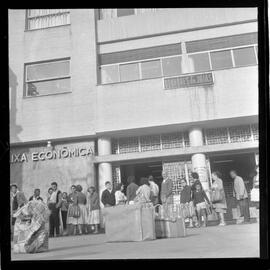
[11,223,259,260]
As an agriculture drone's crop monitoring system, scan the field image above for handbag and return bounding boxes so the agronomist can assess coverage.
[68,204,81,218]
[211,189,223,203]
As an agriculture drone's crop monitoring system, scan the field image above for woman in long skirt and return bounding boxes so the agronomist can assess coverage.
[73,185,88,235]
[67,185,77,235]
[86,187,100,234]
[211,171,227,226]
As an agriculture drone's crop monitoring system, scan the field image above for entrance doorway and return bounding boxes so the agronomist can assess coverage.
[209,152,256,220]
[120,161,163,201]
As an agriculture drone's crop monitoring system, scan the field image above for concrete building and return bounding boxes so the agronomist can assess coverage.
[9,8,258,221]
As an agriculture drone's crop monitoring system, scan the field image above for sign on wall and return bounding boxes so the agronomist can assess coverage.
[164,72,214,90]
[10,146,95,163]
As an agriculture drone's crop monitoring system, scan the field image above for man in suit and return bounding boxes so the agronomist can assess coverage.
[160,170,173,217]
[230,170,250,224]
[49,181,62,237]
[10,184,27,225]
[101,181,116,207]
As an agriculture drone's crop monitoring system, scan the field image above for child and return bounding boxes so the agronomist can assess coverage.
[193,183,211,227]
[180,179,198,228]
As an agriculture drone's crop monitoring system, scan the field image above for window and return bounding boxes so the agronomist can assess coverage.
[119,63,140,82]
[188,53,211,72]
[25,59,70,97]
[117,9,135,17]
[210,50,233,70]
[101,65,119,84]
[233,47,257,67]
[162,56,182,77]
[26,9,70,30]
[141,60,162,79]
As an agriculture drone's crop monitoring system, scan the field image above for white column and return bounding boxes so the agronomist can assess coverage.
[98,137,112,196]
[189,127,210,192]
[98,137,112,228]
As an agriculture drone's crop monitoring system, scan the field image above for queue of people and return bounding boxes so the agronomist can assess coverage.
[11,166,258,241]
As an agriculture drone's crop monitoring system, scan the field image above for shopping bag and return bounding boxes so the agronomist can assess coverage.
[180,204,190,219]
[155,217,186,238]
[188,202,196,218]
[103,204,156,242]
[205,203,212,215]
[211,189,223,203]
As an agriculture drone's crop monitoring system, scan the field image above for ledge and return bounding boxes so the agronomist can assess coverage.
[93,141,258,164]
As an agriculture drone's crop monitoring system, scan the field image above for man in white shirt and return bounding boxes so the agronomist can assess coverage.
[230,170,250,224]
[148,175,159,205]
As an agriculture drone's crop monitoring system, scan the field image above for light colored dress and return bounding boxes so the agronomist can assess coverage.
[212,178,227,213]
[115,190,127,205]
[134,185,151,203]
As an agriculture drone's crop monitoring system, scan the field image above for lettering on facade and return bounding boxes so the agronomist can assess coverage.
[10,147,94,163]
[164,72,214,90]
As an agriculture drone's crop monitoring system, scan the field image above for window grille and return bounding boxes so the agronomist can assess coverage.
[119,137,139,154]
[204,128,229,145]
[111,139,118,154]
[112,166,121,190]
[26,9,70,30]
[162,161,187,195]
[161,132,183,149]
[140,135,161,152]
[183,132,190,147]
[251,124,259,141]
[229,125,252,143]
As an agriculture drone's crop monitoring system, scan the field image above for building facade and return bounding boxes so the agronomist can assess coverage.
[9,8,258,220]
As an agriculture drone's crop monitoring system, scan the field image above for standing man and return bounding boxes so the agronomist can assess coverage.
[230,170,250,224]
[49,181,62,237]
[10,184,27,240]
[101,181,116,207]
[29,188,43,201]
[148,175,159,205]
[160,170,173,216]
[10,184,27,225]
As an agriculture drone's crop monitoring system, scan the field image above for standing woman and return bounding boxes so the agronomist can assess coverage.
[74,185,88,235]
[67,185,77,235]
[134,177,151,204]
[86,187,100,234]
[59,192,69,235]
[211,171,227,226]
[115,184,127,205]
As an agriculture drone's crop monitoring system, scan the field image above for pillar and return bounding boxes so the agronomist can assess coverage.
[98,137,112,228]
[189,127,210,192]
[98,137,112,196]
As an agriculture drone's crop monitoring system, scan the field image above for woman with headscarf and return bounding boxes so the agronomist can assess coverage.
[13,199,50,253]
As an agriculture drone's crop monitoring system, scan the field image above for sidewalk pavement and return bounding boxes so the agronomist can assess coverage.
[11,223,259,260]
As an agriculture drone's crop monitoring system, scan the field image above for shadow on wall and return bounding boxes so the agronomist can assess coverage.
[9,67,23,143]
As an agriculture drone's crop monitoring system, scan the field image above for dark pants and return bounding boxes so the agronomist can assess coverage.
[61,210,67,230]
[49,204,60,236]
[238,198,250,222]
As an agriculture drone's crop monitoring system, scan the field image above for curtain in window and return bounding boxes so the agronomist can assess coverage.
[27,9,70,30]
